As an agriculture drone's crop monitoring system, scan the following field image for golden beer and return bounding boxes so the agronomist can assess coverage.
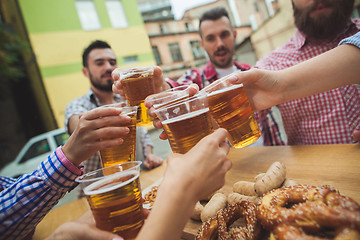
[99,107,137,168]
[207,84,261,148]
[84,170,143,239]
[77,162,144,240]
[121,67,163,127]
[162,108,213,154]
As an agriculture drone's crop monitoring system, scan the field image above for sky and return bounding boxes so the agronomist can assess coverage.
[169,0,216,20]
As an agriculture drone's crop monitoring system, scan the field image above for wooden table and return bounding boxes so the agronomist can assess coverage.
[33,144,360,239]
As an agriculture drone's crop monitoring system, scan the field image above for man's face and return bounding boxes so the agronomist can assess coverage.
[200,16,236,69]
[84,48,117,92]
[292,0,354,40]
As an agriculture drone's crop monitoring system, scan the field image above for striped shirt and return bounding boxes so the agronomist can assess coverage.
[340,31,360,47]
[0,147,83,240]
[256,19,360,145]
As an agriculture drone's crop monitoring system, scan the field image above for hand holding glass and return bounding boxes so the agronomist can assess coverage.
[98,105,138,168]
[120,66,164,126]
[76,161,144,239]
[202,74,261,148]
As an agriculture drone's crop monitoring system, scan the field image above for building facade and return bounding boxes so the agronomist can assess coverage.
[0,0,155,166]
[139,0,277,79]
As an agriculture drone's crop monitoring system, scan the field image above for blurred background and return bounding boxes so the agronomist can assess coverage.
[1,0,360,170]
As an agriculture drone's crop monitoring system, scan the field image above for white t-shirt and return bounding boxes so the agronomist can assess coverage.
[215,65,238,79]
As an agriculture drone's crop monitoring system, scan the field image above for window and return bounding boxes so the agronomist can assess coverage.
[160,23,168,34]
[20,139,50,164]
[185,22,195,31]
[123,55,139,64]
[190,41,204,59]
[54,133,69,146]
[253,2,259,12]
[152,46,162,65]
[169,43,183,62]
[75,0,102,31]
[105,0,128,28]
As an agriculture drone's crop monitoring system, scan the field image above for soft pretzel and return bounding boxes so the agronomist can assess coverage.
[273,224,360,240]
[196,201,261,240]
[258,184,360,239]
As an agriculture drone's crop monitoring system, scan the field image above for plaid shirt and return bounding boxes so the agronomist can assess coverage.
[255,19,360,145]
[0,147,82,240]
[166,60,251,89]
[64,89,153,197]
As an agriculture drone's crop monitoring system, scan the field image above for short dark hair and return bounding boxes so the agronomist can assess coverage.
[82,40,112,67]
[199,7,231,36]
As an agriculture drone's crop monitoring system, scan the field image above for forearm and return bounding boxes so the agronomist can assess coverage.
[68,114,81,135]
[0,149,80,239]
[279,44,360,103]
[137,179,196,240]
[0,149,81,239]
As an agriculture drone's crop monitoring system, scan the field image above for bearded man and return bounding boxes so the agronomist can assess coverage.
[255,0,360,145]
[165,7,264,146]
[65,40,163,197]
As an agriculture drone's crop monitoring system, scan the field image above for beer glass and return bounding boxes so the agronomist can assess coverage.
[154,93,213,154]
[202,75,261,148]
[76,161,144,239]
[146,85,191,110]
[98,105,138,168]
[120,66,164,127]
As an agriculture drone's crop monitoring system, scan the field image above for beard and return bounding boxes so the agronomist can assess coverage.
[293,0,354,40]
[89,71,113,92]
[209,46,234,68]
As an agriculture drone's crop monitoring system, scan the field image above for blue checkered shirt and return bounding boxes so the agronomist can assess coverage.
[0,147,83,240]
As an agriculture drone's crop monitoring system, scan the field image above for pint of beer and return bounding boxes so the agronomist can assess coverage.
[76,161,144,239]
[154,93,213,154]
[120,66,164,127]
[203,76,261,148]
[98,105,138,168]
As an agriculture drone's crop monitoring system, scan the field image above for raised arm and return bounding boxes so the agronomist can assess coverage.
[229,43,360,111]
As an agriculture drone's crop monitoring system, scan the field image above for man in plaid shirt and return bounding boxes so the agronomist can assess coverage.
[164,7,265,147]
[65,41,163,198]
[255,0,360,145]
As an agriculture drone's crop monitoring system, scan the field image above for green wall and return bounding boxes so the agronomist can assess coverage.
[19,0,144,33]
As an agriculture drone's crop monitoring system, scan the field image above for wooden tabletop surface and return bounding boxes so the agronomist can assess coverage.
[33,144,360,240]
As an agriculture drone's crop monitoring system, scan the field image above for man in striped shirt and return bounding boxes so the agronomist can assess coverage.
[255,0,360,145]
[0,107,130,239]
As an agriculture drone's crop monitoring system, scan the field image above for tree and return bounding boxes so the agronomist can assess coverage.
[0,25,28,100]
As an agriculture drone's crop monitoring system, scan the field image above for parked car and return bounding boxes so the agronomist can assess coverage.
[0,128,69,178]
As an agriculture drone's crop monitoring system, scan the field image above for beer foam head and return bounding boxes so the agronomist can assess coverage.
[120,66,154,80]
[84,170,139,196]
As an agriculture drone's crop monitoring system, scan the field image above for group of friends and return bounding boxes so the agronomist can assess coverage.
[1,0,359,239]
